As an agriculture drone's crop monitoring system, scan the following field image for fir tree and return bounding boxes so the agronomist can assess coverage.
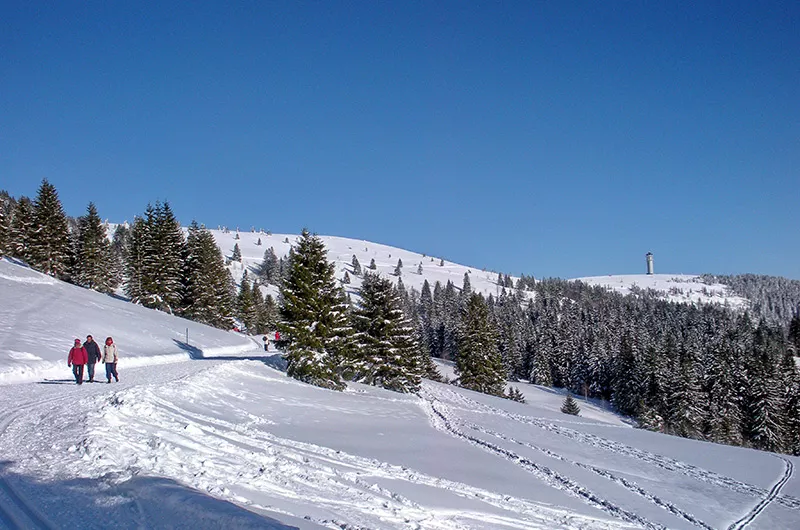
[561,394,581,415]
[369,258,376,270]
[456,293,505,396]
[462,272,472,296]
[417,263,423,275]
[789,313,800,354]
[278,229,354,390]
[237,272,258,332]
[351,273,427,393]
[439,258,444,267]
[394,258,402,276]
[342,270,351,284]
[28,179,71,277]
[125,202,185,313]
[0,195,10,258]
[182,221,234,329]
[256,237,262,246]
[351,255,362,275]
[258,247,279,284]
[232,243,242,262]
[70,202,118,292]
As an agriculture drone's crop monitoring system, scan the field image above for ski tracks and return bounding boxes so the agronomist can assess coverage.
[419,394,664,530]
[726,457,794,530]
[0,395,65,530]
[424,384,800,512]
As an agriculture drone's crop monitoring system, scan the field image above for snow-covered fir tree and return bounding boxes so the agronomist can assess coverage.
[278,229,354,390]
[70,202,119,292]
[417,263,422,275]
[232,243,242,262]
[27,179,71,278]
[350,273,434,393]
[456,293,505,396]
[342,270,350,284]
[368,258,376,270]
[351,255,361,275]
[124,202,185,313]
[561,394,581,415]
[181,221,234,329]
[258,247,279,284]
[237,271,258,332]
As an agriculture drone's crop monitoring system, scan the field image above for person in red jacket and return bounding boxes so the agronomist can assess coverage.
[67,338,88,385]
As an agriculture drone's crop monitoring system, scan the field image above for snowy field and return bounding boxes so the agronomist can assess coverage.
[573,274,749,310]
[1,258,798,529]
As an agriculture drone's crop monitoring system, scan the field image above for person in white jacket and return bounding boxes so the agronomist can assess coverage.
[102,336,119,383]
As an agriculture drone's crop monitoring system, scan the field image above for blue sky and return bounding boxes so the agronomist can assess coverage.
[2,1,798,279]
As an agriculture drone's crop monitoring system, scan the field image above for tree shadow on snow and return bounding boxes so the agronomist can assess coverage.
[172,340,288,371]
[0,460,313,529]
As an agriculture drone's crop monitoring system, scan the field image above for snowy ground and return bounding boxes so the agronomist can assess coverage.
[573,275,749,310]
[1,259,798,529]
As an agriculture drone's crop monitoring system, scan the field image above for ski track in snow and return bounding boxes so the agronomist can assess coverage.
[465,421,714,530]
[74,363,630,530]
[418,390,662,530]
[0,394,65,530]
[424,384,800,512]
[726,457,794,530]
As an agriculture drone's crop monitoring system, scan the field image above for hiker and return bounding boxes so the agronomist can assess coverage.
[102,336,119,383]
[83,335,102,382]
[262,335,269,351]
[67,338,88,385]
[273,330,281,350]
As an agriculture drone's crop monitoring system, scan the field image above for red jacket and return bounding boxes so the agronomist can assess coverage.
[68,346,88,365]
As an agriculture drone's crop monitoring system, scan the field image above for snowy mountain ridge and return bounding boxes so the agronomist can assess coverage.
[201,227,748,311]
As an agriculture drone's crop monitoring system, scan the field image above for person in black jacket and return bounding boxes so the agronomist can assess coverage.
[83,335,102,383]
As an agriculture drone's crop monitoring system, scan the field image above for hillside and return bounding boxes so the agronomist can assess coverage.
[209,228,524,300]
[573,274,749,311]
[1,258,799,529]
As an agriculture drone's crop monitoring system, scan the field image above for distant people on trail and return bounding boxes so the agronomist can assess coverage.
[67,339,88,385]
[262,335,269,351]
[102,336,119,383]
[83,335,102,383]
[273,331,281,351]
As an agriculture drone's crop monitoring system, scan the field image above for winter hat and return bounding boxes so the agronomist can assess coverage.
[74,338,81,345]
[105,337,113,345]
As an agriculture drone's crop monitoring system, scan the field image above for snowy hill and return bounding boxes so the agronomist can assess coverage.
[210,229,522,300]
[573,274,750,310]
[0,258,253,384]
[1,258,799,529]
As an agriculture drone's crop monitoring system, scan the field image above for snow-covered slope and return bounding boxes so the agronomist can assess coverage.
[212,229,521,300]
[0,258,253,384]
[1,258,798,529]
[573,274,749,310]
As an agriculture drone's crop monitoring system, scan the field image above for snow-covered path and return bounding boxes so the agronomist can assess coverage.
[1,355,799,529]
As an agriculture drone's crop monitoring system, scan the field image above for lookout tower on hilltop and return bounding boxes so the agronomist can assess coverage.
[646,252,654,275]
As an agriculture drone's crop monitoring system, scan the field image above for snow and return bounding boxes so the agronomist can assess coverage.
[573,274,749,310]
[1,259,799,529]
[210,229,525,301]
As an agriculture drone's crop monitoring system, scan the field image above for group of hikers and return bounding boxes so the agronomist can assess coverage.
[67,335,119,385]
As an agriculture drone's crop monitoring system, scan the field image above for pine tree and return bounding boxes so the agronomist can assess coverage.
[561,394,581,415]
[70,202,118,292]
[232,243,242,262]
[417,263,423,275]
[439,258,444,267]
[278,229,354,390]
[789,313,800,354]
[368,258,376,270]
[125,202,185,313]
[182,221,235,329]
[237,272,258,332]
[342,270,351,284]
[351,273,427,393]
[0,195,10,258]
[351,255,362,275]
[258,247,279,283]
[256,237,262,246]
[28,179,71,277]
[462,272,472,296]
[456,293,505,396]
